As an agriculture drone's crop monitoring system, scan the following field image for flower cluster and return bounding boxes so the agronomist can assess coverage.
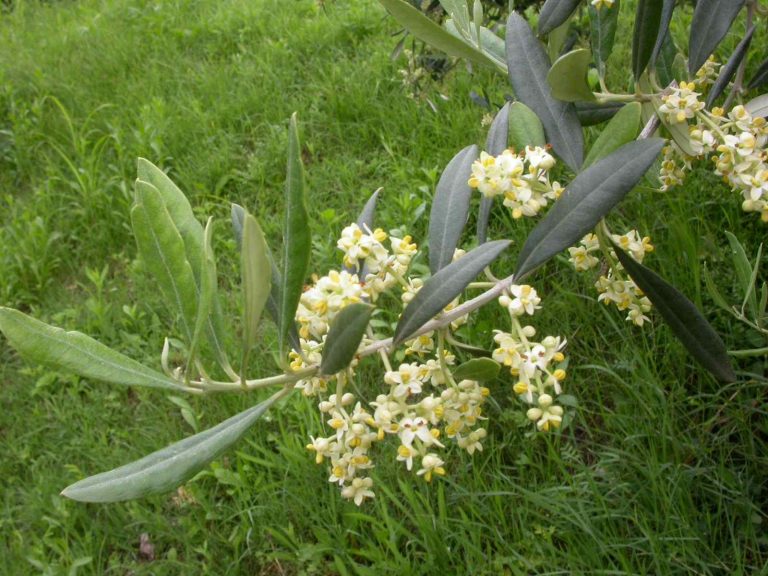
[655,66,768,222]
[591,0,615,9]
[468,146,563,219]
[491,284,569,431]
[569,230,654,326]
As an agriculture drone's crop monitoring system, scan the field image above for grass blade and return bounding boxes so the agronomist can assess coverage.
[429,144,478,273]
[61,391,287,502]
[688,0,745,76]
[505,12,584,170]
[747,56,768,89]
[279,113,311,357]
[394,240,511,345]
[320,303,374,376]
[614,246,736,383]
[132,180,199,343]
[0,308,186,391]
[515,138,664,280]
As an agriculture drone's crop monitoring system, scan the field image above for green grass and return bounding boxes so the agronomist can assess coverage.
[1,0,767,574]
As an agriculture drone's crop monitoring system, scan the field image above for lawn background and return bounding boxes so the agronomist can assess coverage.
[1,0,766,574]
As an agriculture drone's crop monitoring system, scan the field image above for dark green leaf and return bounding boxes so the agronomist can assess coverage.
[575,101,623,125]
[588,0,620,79]
[507,101,546,152]
[394,240,511,345]
[613,246,736,382]
[61,392,285,502]
[280,113,311,356]
[538,0,582,36]
[649,0,675,69]
[582,102,641,168]
[747,56,768,89]
[478,103,511,244]
[688,0,745,76]
[241,213,272,375]
[706,26,755,109]
[0,308,186,391]
[505,12,584,170]
[653,31,680,88]
[430,145,478,273]
[547,49,596,102]
[132,180,199,342]
[320,304,374,376]
[632,0,663,80]
[378,0,502,70]
[452,357,501,381]
[515,139,664,280]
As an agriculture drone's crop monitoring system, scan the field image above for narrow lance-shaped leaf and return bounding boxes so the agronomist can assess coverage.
[613,246,736,383]
[632,0,663,80]
[241,213,272,376]
[747,56,768,90]
[706,26,755,110]
[0,308,186,391]
[575,101,623,125]
[506,12,584,170]
[588,0,620,79]
[477,103,511,244]
[745,94,768,119]
[515,138,664,280]
[394,240,511,345]
[444,19,507,66]
[279,113,311,357]
[61,390,287,502]
[653,32,680,89]
[320,303,374,376]
[132,180,199,343]
[538,0,582,36]
[582,102,641,168]
[430,145,478,273]
[688,0,745,76]
[453,357,501,381]
[187,218,217,370]
[439,0,471,36]
[231,203,301,352]
[137,159,233,377]
[547,49,596,102]
[649,0,675,69]
[378,0,503,71]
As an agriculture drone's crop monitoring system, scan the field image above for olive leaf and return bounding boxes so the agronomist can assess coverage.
[505,12,584,171]
[507,101,546,152]
[705,26,755,110]
[515,138,664,280]
[745,94,768,118]
[429,145,478,273]
[241,213,272,376]
[632,0,664,80]
[378,0,502,70]
[452,357,501,381]
[688,0,745,76]
[588,0,620,79]
[279,113,311,357]
[575,101,623,125]
[613,246,736,383]
[187,218,217,369]
[649,0,675,70]
[0,308,186,391]
[582,102,641,168]
[320,303,374,376]
[61,391,287,502]
[132,180,199,343]
[538,0,582,36]
[547,49,596,102]
[137,159,233,376]
[394,240,511,346]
